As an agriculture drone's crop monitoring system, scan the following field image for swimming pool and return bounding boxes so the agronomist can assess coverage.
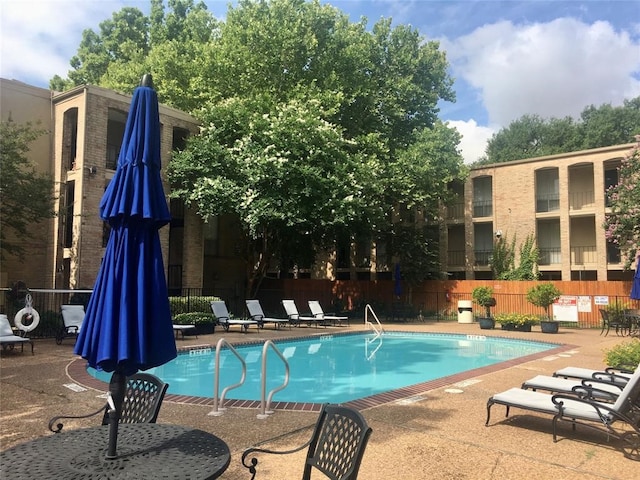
[87,332,560,404]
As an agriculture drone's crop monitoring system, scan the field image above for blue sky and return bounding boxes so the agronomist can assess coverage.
[1,0,639,162]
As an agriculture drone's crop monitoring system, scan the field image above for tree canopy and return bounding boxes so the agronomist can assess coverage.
[0,121,56,260]
[478,97,640,165]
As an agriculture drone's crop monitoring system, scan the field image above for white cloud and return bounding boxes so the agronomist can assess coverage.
[0,1,129,87]
[447,119,495,164]
[443,18,640,126]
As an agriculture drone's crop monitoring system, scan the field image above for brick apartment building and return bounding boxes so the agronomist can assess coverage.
[443,143,636,281]
[1,78,636,301]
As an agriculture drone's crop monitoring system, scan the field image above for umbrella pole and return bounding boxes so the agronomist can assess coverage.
[106,371,126,459]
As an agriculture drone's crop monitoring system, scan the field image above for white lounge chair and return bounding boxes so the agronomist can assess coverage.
[522,374,625,402]
[553,366,634,387]
[56,305,85,345]
[210,300,258,332]
[308,300,348,326]
[486,364,640,458]
[245,300,290,330]
[0,314,34,354]
[281,299,324,328]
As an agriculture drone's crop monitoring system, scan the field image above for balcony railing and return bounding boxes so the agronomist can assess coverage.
[474,250,492,266]
[536,193,560,213]
[569,190,595,211]
[472,200,492,218]
[538,247,561,265]
[447,250,465,267]
[446,202,464,220]
[570,246,597,265]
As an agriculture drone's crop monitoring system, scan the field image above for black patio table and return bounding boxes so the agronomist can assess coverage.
[0,423,230,479]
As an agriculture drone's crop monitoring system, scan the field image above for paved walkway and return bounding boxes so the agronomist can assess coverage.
[1,320,638,479]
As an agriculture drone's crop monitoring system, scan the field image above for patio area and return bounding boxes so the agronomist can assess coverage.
[1,320,638,479]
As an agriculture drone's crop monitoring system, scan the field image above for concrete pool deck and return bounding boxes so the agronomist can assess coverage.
[1,320,638,479]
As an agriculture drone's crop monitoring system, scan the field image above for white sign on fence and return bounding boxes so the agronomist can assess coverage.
[594,296,609,306]
[577,296,592,313]
[552,295,579,322]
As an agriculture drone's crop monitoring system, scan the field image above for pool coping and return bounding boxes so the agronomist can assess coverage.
[67,331,575,413]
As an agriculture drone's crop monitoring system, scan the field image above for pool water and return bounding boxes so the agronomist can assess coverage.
[88,332,556,404]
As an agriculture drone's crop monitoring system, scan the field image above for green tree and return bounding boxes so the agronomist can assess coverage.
[605,137,640,268]
[479,97,640,165]
[0,121,56,260]
[168,0,462,293]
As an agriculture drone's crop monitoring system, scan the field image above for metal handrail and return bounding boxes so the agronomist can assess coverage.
[209,338,246,416]
[365,334,383,360]
[258,340,290,419]
[364,304,384,336]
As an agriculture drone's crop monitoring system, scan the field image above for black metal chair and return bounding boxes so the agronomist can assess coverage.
[599,308,628,336]
[48,373,168,433]
[242,404,372,480]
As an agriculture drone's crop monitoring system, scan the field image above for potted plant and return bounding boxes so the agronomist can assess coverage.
[472,286,497,329]
[526,283,562,333]
[495,312,538,332]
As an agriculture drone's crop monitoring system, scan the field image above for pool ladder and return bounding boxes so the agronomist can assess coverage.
[364,303,385,337]
[208,338,290,419]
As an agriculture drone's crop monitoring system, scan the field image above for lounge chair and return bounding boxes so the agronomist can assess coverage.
[49,372,168,433]
[56,304,85,345]
[210,300,258,332]
[308,300,348,326]
[522,375,624,402]
[0,314,34,355]
[242,403,372,480]
[245,300,290,330]
[553,365,634,387]
[282,299,324,328]
[486,365,640,458]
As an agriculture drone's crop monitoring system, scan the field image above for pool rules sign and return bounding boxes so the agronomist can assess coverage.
[552,296,579,322]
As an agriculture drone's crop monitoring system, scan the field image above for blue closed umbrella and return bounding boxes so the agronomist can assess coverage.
[631,254,640,300]
[394,263,402,298]
[74,74,177,459]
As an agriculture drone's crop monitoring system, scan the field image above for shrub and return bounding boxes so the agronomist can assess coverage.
[169,296,219,316]
[526,283,561,319]
[471,286,495,318]
[172,312,216,326]
[603,339,640,370]
[495,312,539,326]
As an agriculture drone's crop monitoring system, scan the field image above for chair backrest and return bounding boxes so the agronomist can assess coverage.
[61,305,85,330]
[599,309,609,322]
[210,300,230,322]
[308,301,324,318]
[102,373,169,425]
[246,300,265,320]
[303,404,372,480]
[0,315,14,337]
[282,300,300,319]
[611,362,640,416]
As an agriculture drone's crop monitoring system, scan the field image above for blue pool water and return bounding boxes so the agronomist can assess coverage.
[88,332,556,403]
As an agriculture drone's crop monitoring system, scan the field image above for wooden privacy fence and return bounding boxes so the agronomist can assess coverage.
[255,279,639,329]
